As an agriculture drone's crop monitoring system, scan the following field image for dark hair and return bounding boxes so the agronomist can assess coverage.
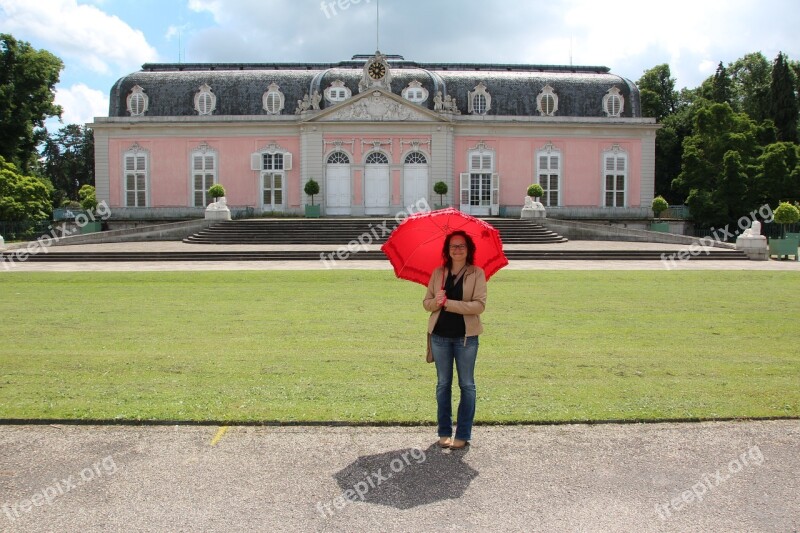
[442,230,476,270]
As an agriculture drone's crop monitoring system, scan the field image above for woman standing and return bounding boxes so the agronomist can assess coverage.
[423,230,487,450]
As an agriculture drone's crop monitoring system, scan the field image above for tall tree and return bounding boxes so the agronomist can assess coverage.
[0,34,63,173]
[41,124,95,203]
[711,61,732,104]
[729,52,771,122]
[637,64,679,121]
[769,51,799,143]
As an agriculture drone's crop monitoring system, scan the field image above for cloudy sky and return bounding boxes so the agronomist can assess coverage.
[1,0,798,128]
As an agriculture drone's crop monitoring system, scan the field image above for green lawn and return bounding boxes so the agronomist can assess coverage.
[0,270,798,423]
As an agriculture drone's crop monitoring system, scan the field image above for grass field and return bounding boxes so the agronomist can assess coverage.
[0,270,798,423]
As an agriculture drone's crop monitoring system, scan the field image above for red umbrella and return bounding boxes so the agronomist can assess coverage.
[381,207,509,286]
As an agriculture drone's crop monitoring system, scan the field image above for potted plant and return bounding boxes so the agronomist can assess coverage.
[650,195,670,232]
[208,184,226,203]
[526,183,544,202]
[78,184,102,233]
[433,181,448,209]
[304,179,321,218]
[768,202,800,260]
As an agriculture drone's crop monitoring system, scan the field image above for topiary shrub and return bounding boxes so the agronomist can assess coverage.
[527,184,544,198]
[208,184,226,200]
[773,202,800,238]
[304,179,320,206]
[433,181,448,206]
[651,196,669,219]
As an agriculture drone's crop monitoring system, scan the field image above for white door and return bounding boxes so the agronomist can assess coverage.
[364,152,390,215]
[326,165,351,215]
[469,172,492,216]
[262,172,285,212]
[403,151,429,209]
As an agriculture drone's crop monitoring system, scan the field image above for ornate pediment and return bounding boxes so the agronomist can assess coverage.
[309,90,444,123]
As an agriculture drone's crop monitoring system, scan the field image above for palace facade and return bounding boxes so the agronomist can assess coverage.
[90,52,658,219]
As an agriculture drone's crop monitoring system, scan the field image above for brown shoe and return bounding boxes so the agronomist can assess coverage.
[450,438,469,449]
[437,437,452,448]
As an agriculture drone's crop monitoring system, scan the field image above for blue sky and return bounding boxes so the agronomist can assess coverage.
[1,0,798,128]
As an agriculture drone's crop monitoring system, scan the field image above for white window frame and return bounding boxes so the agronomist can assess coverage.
[123,145,148,208]
[461,145,498,214]
[603,87,624,117]
[468,82,491,115]
[602,145,627,207]
[190,145,217,207]
[536,143,561,207]
[402,80,429,104]
[324,80,352,104]
[194,83,216,116]
[126,85,148,116]
[262,82,285,115]
[536,84,558,116]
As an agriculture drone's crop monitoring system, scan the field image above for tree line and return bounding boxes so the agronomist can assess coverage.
[638,52,799,227]
[1,32,799,228]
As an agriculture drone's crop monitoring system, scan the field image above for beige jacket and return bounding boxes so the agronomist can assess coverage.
[423,264,487,337]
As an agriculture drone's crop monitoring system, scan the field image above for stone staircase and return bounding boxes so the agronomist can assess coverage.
[182,218,567,245]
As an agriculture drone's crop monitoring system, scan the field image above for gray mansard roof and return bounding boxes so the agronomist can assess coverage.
[108,56,641,118]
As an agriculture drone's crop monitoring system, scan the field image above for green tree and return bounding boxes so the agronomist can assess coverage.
[41,124,94,203]
[769,52,799,143]
[0,34,63,173]
[711,61,732,104]
[672,102,762,226]
[753,142,800,205]
[637,64,678,121]
[0,156,51,221]
[729,52,772,122]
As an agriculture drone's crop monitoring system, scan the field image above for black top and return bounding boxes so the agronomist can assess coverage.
[432,271,466,338]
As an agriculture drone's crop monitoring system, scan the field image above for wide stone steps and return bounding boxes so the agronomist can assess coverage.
[3,249,749,262]
[183,218,568,245]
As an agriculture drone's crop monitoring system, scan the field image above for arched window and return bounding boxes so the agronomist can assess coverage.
[262,83,285,115]
[365,152,389,164]
[194,83,216,115]
[404,151,427,164]
[603,87,624,117]
[324,80,352,104]
[468,82,491,115]
[402,81,429,104]
[536,85,558,116]
[127,85,148,116]
[327,151,350,164]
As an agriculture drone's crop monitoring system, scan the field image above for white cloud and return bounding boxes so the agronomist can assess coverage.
[55,83,109,126]
[0,0,158,74]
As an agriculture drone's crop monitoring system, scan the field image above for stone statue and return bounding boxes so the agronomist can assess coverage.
[311,90,322,110]
[205,196,231,221]
[433,91,443,111]
[521,195,545,219]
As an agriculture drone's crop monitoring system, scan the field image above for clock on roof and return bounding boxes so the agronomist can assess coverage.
[368,60,386,80]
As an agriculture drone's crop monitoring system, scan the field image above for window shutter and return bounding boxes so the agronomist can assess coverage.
[606,157,615,171]
[205,156,214,170]
[617,157,625,171]
[482,155,491,170]
[470,155,481,170]
[251,153,262,171]
[283,153,292,171]
[550,156,559,170]
[126,156,135,171]
[193,156,203,171]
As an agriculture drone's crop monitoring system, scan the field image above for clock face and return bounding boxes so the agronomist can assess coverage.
[368,61,386,80]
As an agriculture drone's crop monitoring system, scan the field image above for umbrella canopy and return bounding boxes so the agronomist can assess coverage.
[381,207,509,286]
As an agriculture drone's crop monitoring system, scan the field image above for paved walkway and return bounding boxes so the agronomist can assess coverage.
[1,421,797,532]
[2,240,799,272]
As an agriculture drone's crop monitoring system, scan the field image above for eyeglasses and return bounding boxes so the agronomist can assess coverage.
[449,244,467,250]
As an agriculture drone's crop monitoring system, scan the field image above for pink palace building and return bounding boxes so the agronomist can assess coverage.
[90,52,658,219]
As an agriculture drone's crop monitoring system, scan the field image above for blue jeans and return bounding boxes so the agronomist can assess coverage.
[430,333,479,441]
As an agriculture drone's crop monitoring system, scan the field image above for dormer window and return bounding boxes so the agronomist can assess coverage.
[468,82,491,115]
[194,83,216,115]
[402,80,428,104]
[126,85,148,116]
[262,82,285,115]
[536,85,558,116]
[325,80,352,104]
[603,87,624,117]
